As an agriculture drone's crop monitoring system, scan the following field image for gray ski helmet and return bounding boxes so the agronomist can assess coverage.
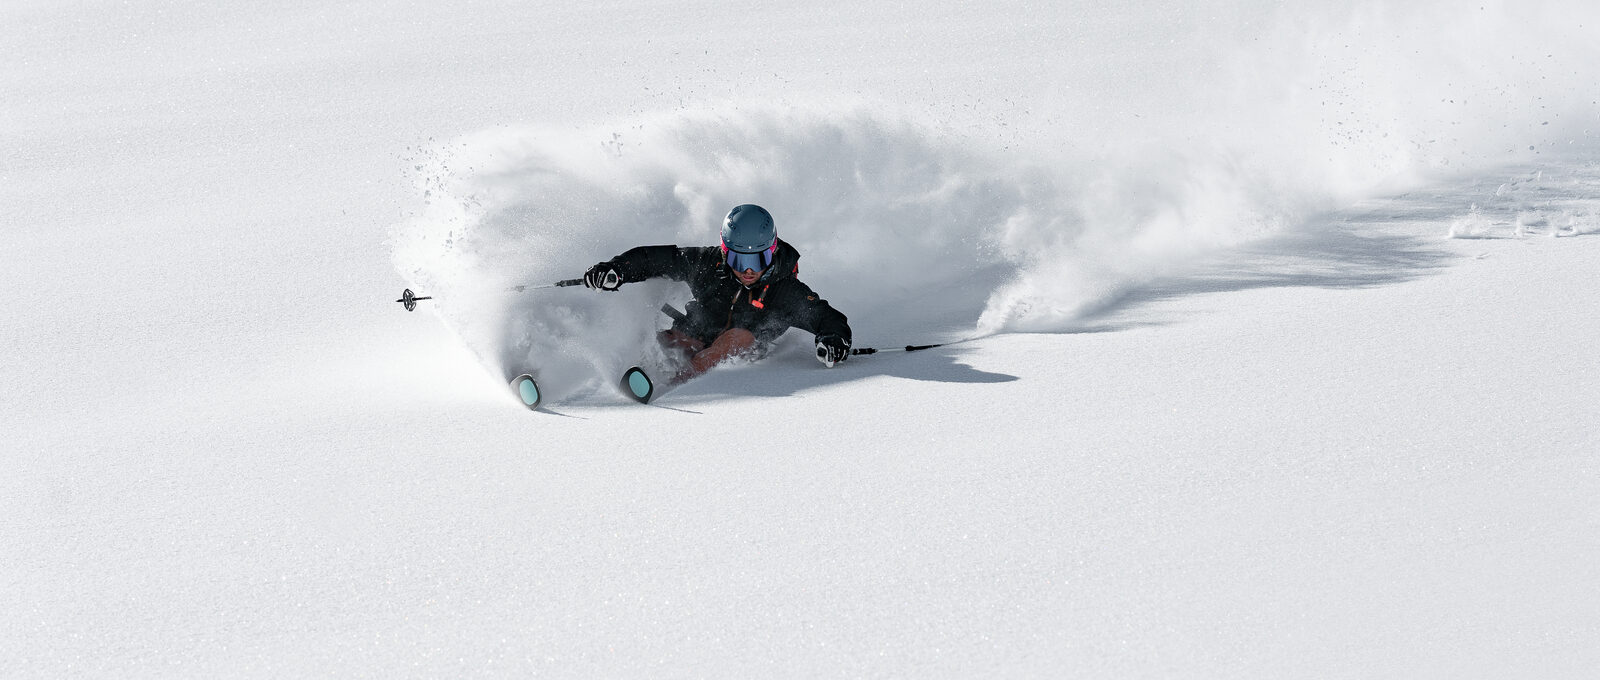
[720,204,776,254]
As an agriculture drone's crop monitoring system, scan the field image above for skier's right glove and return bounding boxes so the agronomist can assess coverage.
[815,333,850,368]
[583,263,623,291]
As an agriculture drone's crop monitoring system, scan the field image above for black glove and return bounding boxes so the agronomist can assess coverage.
[815,333,850,367]
[583,263,623,291]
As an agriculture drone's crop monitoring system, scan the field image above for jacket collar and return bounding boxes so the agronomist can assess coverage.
[757,238,800,284]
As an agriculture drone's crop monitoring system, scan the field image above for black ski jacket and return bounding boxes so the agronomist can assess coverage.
[603,238,851,347]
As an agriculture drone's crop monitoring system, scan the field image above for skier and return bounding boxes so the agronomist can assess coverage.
[581,204,852,383]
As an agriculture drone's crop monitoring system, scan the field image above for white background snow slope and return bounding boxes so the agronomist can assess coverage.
[4,0,1598,676]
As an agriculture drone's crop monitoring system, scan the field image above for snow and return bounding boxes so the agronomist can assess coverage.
[4,0,1598,676]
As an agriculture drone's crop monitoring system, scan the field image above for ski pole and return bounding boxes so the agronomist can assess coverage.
[849,333,992,356]
[396,279,584,312]
[849,343,946,356]
[396,288,433,311]
[505,279,585,293]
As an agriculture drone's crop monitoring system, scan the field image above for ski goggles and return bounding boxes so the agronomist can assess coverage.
[722,242,776,272]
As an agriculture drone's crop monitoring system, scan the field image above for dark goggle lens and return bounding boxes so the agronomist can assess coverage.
[725,248,772,272]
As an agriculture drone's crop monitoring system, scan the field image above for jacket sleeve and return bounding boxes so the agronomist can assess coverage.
[772,280,852,342]
[605,245,702,283]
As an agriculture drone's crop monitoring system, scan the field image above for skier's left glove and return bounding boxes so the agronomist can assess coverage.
[815,333,850,367]
[583,263,623,291]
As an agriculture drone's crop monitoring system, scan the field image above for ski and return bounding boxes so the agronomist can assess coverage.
[620,366,655,404]
[508,366,665,410]
[510,374,541,410]
[510,368,655,410]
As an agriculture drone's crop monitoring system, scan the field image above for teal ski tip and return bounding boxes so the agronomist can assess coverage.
[510,374,541,410]
[620,366,654,404]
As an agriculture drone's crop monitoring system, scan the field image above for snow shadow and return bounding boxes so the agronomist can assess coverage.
[657,339,1017,405]
[1061,162,1600,331]
[1072,225,1455,331]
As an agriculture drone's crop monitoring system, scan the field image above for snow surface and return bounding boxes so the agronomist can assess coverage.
[4,0,1598,676]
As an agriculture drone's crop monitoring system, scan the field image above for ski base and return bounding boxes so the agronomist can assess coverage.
[510,374,541,410]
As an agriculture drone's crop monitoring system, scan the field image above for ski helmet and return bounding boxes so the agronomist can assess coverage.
[720,204,777,272]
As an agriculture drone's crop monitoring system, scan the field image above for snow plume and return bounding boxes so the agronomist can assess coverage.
[975,148,1310,333]
[389,107,1314,388]
[390,109,1039,396]
[984,0,1600,330]
[392,2,1600,381]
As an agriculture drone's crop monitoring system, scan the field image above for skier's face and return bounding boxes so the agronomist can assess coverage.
[734,266,763,286]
